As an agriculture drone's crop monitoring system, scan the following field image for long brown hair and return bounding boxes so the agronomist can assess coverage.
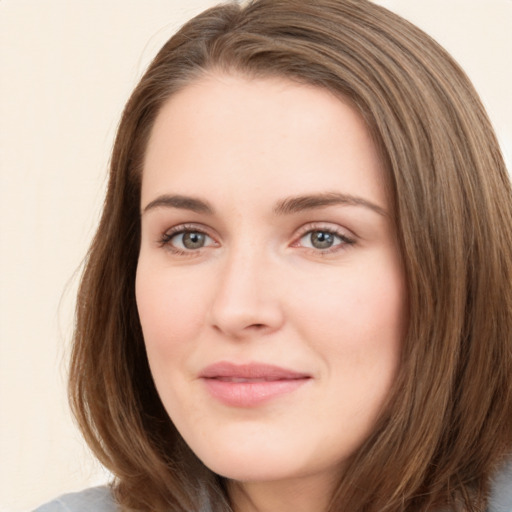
[69,1,512,510]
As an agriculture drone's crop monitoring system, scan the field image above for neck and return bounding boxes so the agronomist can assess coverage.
[227,471,338,512]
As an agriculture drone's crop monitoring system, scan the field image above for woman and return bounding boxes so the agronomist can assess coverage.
[36,0,512,511]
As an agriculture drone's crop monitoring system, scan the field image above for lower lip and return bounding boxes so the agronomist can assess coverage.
[202,378,309,407]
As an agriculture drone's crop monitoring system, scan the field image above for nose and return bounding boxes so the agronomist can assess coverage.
[208,245,284,339]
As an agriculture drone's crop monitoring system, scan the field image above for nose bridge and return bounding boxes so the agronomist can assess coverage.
[209,237,283,337]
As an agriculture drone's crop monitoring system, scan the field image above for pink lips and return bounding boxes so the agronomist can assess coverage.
[199,362,311,407]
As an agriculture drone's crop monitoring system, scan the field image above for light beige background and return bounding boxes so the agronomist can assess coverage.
[1,1,510,511]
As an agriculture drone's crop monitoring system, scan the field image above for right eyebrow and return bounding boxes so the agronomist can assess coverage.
[142,194,214,215]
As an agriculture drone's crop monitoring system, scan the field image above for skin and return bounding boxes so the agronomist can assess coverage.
[136,73,405,512]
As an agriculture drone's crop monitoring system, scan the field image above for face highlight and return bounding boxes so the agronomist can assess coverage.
[135,73,405,498]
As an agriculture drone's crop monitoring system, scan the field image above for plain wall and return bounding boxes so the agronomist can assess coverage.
[0,1,510,510]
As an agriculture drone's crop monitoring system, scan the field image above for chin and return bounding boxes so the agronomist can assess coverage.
[195,444,284,480]
[188,436,334,484]
[205,458,303,483]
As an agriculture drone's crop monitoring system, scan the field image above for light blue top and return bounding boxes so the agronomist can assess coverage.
[34,459,512,511]
[489,459,512,512]
[34,486,117,512]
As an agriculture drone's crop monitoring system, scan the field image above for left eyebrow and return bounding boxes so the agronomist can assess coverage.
[273,192,387,217]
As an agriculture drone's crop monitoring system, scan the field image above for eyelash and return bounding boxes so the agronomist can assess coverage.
[158,224,216,257]
[292,224,355,255]
[158,223,355,257]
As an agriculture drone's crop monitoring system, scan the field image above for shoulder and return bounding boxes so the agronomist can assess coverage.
[33,486,117,512]
[488,458,512,512]
[30,469,512,512]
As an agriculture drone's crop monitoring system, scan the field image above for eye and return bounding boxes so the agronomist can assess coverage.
[175,231,209,250]
[160,226,217,253]
[296,228,355,252]
[302,230,337,249]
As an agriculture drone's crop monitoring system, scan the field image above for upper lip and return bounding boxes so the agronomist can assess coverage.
[199,361,310,381]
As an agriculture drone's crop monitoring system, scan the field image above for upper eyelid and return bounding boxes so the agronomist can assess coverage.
[160,221,351,234]
[163,223,213,236]
[158,223,217,245]
[157,221,356,245]
[294,221,355,238]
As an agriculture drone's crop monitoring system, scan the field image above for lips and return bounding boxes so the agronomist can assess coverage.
[199,362,311,407]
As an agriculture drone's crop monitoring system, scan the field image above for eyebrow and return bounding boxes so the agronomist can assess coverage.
[142,194,214,215]
[142,191,387,217]
[273,192,387,217]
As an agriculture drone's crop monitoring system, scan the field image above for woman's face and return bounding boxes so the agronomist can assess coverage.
[136,74,405,491]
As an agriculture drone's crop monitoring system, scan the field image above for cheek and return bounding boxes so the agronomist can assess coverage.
[295,257,404,339]
[135,263,208,360]
[291,252,405,386]
[135,263,218,442]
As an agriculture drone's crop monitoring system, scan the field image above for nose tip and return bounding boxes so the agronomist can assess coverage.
[210,296,284,339]
[208,257,284,339]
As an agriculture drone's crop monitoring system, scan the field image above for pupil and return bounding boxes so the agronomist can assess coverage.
[183,232,205,249]
[311,231,334,249]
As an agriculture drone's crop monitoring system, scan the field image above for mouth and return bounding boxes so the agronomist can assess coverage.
[199,362,311,407]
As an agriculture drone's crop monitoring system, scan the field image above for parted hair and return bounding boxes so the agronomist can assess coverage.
[69,1,512,510]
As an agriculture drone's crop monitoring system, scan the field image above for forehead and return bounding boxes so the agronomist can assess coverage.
[141,73,388,211]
